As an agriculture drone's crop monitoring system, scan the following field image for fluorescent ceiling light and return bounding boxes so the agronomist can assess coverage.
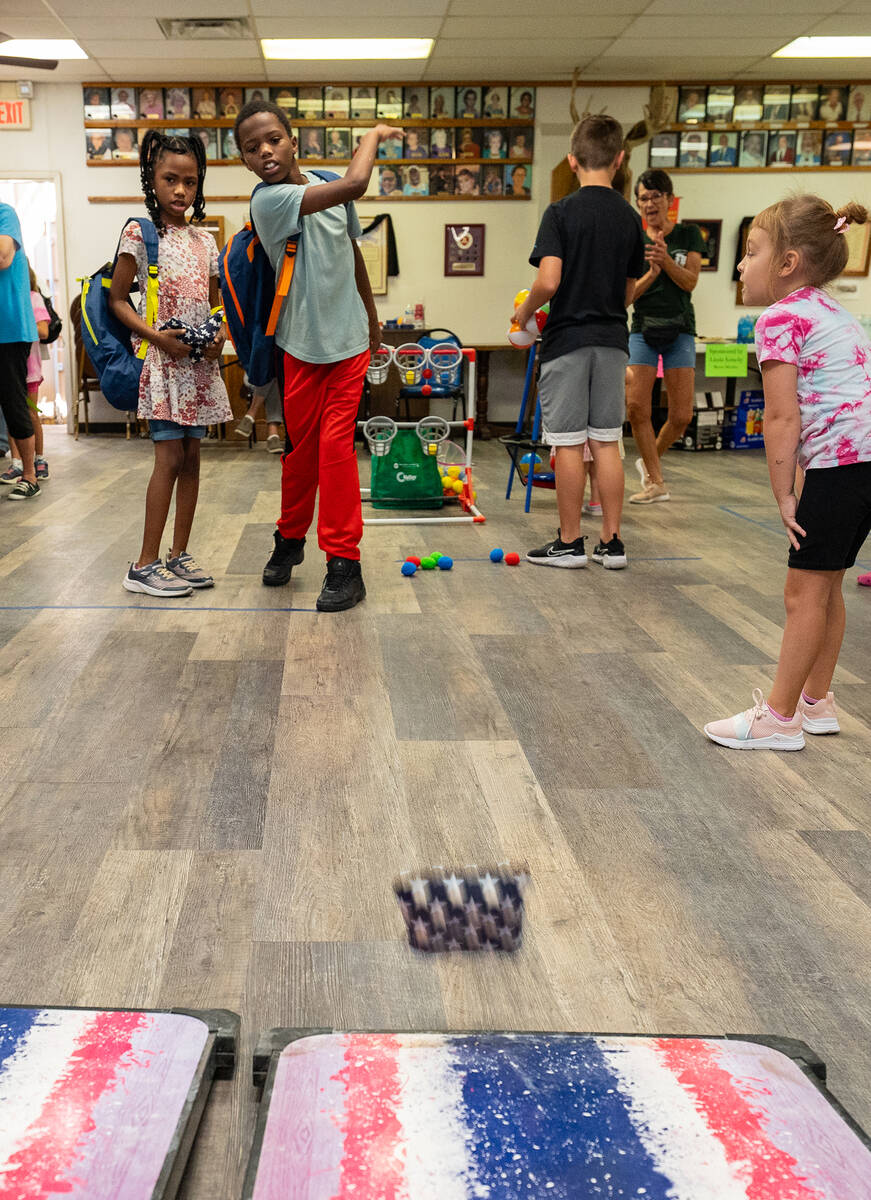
[774,36,871,57]
[262,38,433,60]
[0,39,87,60]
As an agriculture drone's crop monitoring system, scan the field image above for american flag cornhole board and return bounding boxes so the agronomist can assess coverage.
[243,1030,871,1199]
[0,1005,238,1199]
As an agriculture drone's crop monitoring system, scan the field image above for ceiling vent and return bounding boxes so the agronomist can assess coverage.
[157,17,254,40]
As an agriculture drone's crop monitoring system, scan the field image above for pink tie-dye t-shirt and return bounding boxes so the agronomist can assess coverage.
[754,285,871,469]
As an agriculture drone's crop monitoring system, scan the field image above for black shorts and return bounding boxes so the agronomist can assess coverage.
[0,341,32,441]
[789,461,871,571]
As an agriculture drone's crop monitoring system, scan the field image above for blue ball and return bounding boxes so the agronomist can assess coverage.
[489,548,504,562]
[401,561,417,576]
[437,556,453,570]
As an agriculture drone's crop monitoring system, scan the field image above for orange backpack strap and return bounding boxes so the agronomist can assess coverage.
[221,232,245,328]
[265,237,298,337]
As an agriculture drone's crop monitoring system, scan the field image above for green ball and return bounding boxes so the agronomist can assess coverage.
[421,556,437,570]
[430,552,442,562]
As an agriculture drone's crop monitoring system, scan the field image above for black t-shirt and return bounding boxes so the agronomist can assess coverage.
[630,222,705,335]
[529,186,646,363]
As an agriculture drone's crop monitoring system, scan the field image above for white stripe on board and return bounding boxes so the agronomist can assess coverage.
[396,1040,489,1199]
[597,1037,750,1200]
[0,1010,95,1170]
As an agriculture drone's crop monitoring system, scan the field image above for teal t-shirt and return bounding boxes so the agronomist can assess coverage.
[0,203,38,345]
[250,174,368,364]
[630,221,705,336]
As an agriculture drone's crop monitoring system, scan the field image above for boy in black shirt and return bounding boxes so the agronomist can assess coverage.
[516,116,645,569]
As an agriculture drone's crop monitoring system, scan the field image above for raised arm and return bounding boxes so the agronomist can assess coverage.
[299,125,403,217]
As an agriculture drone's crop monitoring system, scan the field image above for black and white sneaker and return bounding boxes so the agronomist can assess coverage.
[591,535,627,570]
[526,534,587,568]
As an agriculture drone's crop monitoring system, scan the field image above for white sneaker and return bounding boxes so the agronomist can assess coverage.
[797,691,840,734]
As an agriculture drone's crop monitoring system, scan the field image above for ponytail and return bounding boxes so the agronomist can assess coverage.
[754,194,870,287]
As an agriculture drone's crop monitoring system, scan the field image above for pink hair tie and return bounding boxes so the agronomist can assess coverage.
[834,215,850,233]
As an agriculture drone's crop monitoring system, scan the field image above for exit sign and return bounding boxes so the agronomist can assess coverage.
[0,97,31,130]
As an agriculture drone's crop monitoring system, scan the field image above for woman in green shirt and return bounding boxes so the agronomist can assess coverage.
[626,169,704,504]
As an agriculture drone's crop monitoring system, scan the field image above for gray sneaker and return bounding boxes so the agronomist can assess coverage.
[123,559,193,597]
[165,549,214,589]
[266,433,283,454]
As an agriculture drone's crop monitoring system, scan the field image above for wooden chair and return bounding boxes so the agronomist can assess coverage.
[70,294,137,439]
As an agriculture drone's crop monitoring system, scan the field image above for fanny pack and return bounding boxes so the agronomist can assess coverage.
[640,316,685,352]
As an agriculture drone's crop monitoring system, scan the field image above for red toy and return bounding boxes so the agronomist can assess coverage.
[406,556,422,566]
[505,552,520,565]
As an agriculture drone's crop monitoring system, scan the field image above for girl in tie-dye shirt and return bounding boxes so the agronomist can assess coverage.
[704,195,871,753]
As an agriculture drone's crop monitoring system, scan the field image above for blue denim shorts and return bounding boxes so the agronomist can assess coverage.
[628,332,697,370]
[148,419,207,442]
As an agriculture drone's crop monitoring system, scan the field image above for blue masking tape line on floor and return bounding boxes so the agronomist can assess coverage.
[393,556,703,563]
[719,506,785,535]
[0,604,319,614]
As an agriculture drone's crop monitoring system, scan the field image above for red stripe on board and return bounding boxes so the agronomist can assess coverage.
[0,1010,149,1198]
[655,1038,824,1200]
[333,1033,406,1198]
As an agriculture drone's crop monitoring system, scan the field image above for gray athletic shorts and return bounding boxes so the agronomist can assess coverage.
[538,345,628,446]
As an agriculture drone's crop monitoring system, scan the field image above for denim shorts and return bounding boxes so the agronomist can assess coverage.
[149,419,207,442]
[628,332,697,370]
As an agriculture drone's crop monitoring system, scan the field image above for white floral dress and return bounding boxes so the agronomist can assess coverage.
[118,220,231,425]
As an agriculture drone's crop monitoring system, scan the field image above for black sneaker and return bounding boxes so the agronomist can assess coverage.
[262,530,305,586]
[591,535,627,570]
[526,534,587,568]
[316,557,366,612]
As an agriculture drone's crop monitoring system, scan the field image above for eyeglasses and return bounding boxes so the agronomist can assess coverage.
[637,191,666,204]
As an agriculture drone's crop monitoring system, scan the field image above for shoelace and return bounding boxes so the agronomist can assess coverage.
[154,564,180,582]
[178,553,202,573]
[748,687,767,724]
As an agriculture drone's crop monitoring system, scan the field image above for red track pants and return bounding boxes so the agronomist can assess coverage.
[276,349,368,560]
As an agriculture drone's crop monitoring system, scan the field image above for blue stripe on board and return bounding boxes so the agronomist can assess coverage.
[0,1007,41,1071]
[450,1034,675,1199]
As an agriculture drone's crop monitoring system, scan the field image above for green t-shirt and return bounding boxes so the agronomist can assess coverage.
[631,222,705,336]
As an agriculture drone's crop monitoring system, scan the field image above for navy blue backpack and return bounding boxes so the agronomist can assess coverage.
[218,172,337,388]
[79,217,160,411]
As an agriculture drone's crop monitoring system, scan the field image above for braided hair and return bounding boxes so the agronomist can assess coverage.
[139,129,207,235]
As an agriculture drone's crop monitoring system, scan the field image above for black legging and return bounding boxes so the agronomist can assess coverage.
[0,342,33,441]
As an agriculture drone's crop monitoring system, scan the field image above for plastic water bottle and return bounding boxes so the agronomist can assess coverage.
[402,304,415,327]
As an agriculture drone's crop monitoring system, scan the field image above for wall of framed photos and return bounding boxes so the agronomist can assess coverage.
[651,82,871,172]
[81,82,536,200]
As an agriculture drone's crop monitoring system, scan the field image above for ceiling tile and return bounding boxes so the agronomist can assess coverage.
[99,58,266,81]
[600,37,785,57]
[641,0,838,11]
[78,40,262,60]
[804,15,871,34]
[620,15,815,38]
[446,0,644,11]
[439,16,633,38]
[63,18,166,41]
[264,61,428,82]
[585,56,764,77]
[0,17,75,38]
[430,37,615,59]
[49,0,246,14]
[736,59,860,80]
[0,59,108,81]
[253,0,449,13]
[254,17,442,37]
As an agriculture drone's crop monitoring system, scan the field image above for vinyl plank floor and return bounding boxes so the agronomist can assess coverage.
[1,427,870,1200]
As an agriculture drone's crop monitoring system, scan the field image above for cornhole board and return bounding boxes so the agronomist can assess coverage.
[243,1029,871,1199]
[0,1005,238,1200]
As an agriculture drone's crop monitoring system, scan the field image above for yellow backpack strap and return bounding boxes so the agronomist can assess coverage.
[79,277,99,346]
[137,263,159,359]
[265,238,298,337]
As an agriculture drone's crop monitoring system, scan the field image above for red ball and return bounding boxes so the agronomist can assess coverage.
[422,368,432,379]
[504,552,520,566]
[421,384,432,396]
[406,556,422,566]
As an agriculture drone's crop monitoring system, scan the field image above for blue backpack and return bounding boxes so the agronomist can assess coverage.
[219,172,337,388]
[79,217,160,411]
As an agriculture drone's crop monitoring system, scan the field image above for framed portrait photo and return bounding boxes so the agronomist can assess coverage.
[138,88,164,119]
[110,87,137,119]
[403,87,428,118]
[509,127,533,158]
[445,223,485,276]
[192,88,217,119]
[456,127,481,158]
[83,86,110,120]
[823,129,852,166]
[221,127,239,160]
[790,85,819,122]
[795,129,822,166]
[376,87,402,119]
[429,86,455,119]
[219,87,243,119]
[482,127,508,160]
[429,164,454,195]
[706,86,734,122]
[689,219,722,271]
[734,85,763,122]
[762,85,791,123]
[848,86,871,125]
[505,163,531,197]
[482,86,508,118]
[269,87,296,114]
[678,130,708,168]
[245,86,269,107]
[378,165,401,197]
[842,220,871,276]
[738,130,767,168]
[403,127,429,158]
[510,87,536,118]
[481,164,504,196]
[298,87,324,118]
[351,86,376,119]
[818,85,848,122]
[165,87,191,120]
[401,164,429,195]
[648,132,678,169]
[678,86,707,124]
[852,126,871,166]
[454,164,481,196]
[190,127,218,162]
[85,129,113,160]
[708,131,738,167]
[111,127,139,160]
[324,86,350,119]
[767,130,796,166]
[300,127,325,159]
[325,127,350,158]
[429,127,454,158]
[456,86,482,119]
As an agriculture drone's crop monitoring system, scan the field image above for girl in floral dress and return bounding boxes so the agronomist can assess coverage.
[109,130,231,597]
[705,196,871,749]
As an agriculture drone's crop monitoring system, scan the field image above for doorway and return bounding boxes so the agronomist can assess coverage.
[0,176,69,425]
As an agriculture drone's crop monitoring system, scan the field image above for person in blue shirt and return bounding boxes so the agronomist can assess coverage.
[0,202,39,500]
